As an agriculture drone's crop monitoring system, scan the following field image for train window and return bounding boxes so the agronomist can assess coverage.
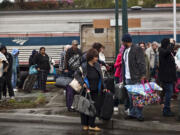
[95,28,104,33]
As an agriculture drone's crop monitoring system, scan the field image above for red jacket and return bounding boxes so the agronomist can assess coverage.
[114,53,123,82]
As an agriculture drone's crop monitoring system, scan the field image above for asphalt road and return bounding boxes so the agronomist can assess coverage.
[0,122,179,135]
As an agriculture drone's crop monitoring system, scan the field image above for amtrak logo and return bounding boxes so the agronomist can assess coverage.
[12,37,28,46]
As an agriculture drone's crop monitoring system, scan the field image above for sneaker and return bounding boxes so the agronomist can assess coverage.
[114,107,119,112]
[13,88,18,92]
[82,126,89,131]
[68,108,75,112]
[137,117,144,122]
[63,90,66,96]
[10,96,15,100]
[163,112,175,117]
[2,96,6,101]
[89,126,101,132]
[177,116,180,121]
[124,108,130,116]
[125,115,136,120]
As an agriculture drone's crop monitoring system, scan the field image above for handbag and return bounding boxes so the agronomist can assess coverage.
[55,76,72,88]
[72,89,84,110]
[132,92,160,108]
[49,64,56,75]
[29,65,38,75]
[175,56,180,72]
[125,80,162,96]
[69,67,83,93]
[132,81,160,108]
[178,84,180,90]
[75,89,96,117]
[115,83,127,102]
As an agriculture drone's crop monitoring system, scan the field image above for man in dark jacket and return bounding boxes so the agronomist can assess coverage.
[64,40,82,77]
[158,38,176,117]
[122,34,146,121]
[0,45,14,100]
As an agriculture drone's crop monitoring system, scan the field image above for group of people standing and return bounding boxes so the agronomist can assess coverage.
[114,34,180,121]
[0,35,180,130]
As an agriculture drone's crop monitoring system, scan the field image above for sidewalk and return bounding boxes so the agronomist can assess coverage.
[0,85,180,132]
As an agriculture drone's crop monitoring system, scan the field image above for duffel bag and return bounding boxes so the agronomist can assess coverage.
[115,83,128,102]
[132,92,160,108]
[55,76,72,88]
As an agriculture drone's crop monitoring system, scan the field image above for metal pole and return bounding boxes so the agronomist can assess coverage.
[173,0,177,41]
[115,0,119,57]
[122,0,128,35]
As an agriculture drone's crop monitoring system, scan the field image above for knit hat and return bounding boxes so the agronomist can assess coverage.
[32,49,37,55]
[122,34,132,43]
[72,40,78,45]
[161,38,170,49]
[0,45,6,51]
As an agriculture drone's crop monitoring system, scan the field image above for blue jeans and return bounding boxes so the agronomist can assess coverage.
[126,79,143,118]
[12,71,17,89]
[162,82,173,114]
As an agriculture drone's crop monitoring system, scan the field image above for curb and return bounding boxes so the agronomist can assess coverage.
[0,113,180,132]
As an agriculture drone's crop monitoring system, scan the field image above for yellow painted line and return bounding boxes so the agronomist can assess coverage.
[46,82,55,85]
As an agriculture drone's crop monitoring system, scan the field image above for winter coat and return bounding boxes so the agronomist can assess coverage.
[0,52,8,77]
[34,53,50,72]
[59,51,66,71]
[158,47,177,83]
[11,49,19,73]
[74,62,106,92]
[65,47,82,71]
[122,44,146,84]
[114,53,123,82]
[145,54,150,81]
[4,52,13,75]
[145,47,159,69]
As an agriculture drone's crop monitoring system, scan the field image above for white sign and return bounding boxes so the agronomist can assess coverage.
[110,19,122,26]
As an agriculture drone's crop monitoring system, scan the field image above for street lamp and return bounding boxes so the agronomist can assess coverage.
[115,0,128,57]
[122,0,128,35]
[115,0,119,57]
[173,0,177,41]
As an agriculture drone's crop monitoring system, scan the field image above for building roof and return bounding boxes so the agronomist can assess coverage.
[155,3,180,8]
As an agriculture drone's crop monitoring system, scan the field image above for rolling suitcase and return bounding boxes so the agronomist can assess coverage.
[18,71,29,89]
[104,77,115,94]
[23,74,37,93]
[100,91,114,120]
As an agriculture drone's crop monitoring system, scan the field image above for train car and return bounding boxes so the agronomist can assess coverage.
[0,8,179,67]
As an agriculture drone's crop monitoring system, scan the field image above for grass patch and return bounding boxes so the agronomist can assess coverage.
[0,94,47,110]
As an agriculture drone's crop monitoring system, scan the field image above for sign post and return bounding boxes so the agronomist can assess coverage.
[173,0,177,41]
